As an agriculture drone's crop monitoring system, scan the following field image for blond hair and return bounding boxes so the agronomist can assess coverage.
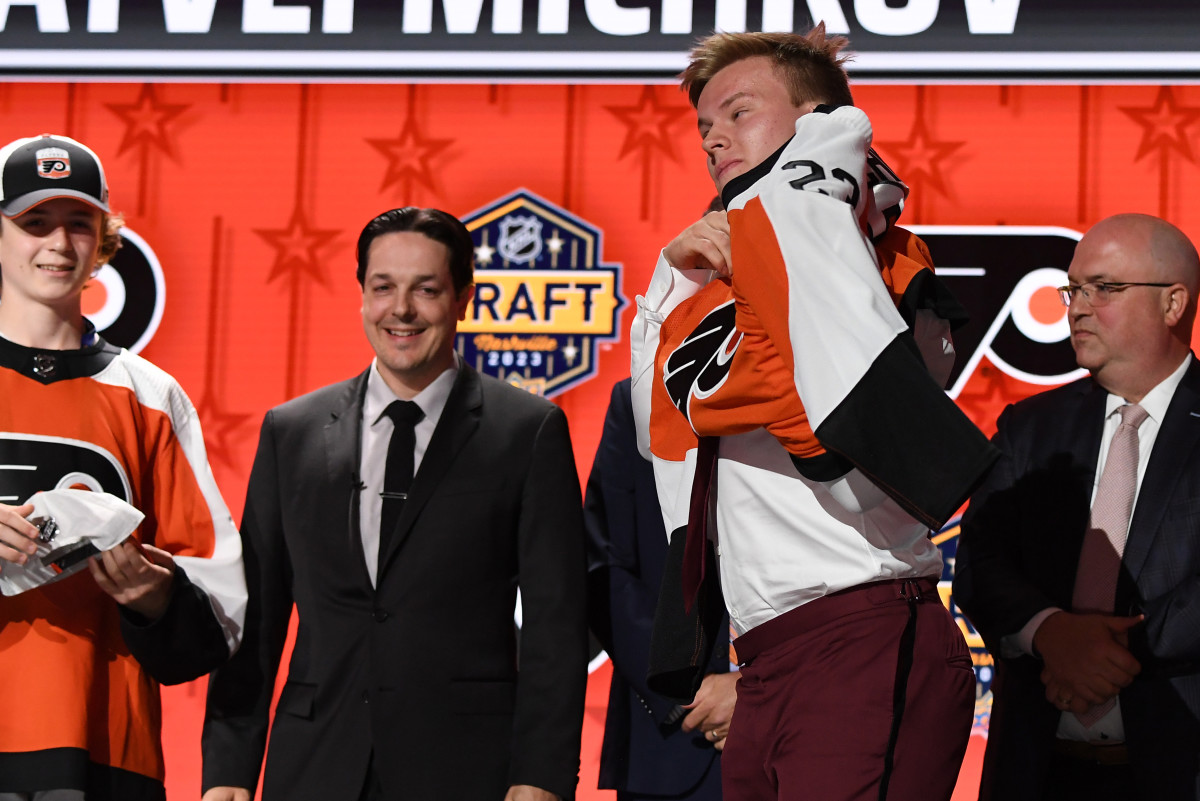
[680,24,853,109]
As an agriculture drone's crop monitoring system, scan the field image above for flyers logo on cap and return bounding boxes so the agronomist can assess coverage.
[34,146,71,179]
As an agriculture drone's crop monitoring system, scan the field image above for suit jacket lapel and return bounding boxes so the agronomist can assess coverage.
[1053,379,1108,602]
[378,363,483,578]
[1124,357,1200,583]
[1075,381,1108,490]
[324,370,373,589]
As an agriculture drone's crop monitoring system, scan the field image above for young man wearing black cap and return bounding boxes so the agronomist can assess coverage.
[0,134,246,801]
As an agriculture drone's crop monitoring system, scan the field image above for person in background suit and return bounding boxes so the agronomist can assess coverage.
[955,213,1200,800]
[586,378,732,801]
[201,207,587,801]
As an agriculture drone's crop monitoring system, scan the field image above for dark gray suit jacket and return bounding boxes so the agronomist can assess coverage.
[955,357,1200,800]
[202,363,588,800]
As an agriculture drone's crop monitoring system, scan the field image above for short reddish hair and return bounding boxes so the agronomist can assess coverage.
[680,24,853,109]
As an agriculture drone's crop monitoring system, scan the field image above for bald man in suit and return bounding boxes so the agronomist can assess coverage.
[956,213,1200,800]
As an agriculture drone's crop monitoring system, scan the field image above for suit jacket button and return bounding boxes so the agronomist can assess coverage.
[373,608,389,622]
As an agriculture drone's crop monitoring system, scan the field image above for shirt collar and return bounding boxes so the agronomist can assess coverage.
[1104,353,1192,424]
[364,355,459,428]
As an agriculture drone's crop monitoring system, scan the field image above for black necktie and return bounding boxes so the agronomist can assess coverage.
[380,400,424,554]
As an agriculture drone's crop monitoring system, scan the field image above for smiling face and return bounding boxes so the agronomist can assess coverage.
[361,231,475,399]
[0,197,102,316]
[696,56,811,193]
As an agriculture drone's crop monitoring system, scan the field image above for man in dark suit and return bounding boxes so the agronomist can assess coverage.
[955,212,1200,800]
[200,207,588,801]
[585,378,732,801]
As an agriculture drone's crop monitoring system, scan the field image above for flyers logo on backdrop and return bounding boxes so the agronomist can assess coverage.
[915,225,1084,734]
[917,225,1087,398]
[460,189,625,397]
[35,146,70,179]
[82,229,166,354]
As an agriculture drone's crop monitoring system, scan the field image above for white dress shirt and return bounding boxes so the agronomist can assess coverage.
[358,359,458,586]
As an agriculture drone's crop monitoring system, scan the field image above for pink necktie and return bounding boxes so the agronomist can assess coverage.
[1071,403,1148,725]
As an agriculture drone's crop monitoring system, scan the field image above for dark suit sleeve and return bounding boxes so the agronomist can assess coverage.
[202,410,296,794]
[954,404,1064,652]
[585,381,679,722]
[508,404,588,799]
[119,566,231,685]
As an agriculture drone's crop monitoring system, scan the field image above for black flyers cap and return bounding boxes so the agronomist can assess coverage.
[0,134,110,217]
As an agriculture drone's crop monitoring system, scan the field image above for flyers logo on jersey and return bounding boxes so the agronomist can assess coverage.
[35,147,71,179]
[459,189,625,397]
[0,434,132,506]
[663,300,741,423]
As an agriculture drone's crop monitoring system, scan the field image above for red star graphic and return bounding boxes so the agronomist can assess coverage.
[197,397,255,471]
[105,84,190,160]
[605,86,691,162]
[876,115,966,198]
[254,206,341,287]
[367,117,454,196]
[1120,86,1200,163]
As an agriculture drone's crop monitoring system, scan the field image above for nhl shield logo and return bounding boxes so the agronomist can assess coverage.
[35,147,71,179]
[497,215,544,265]
[459,189,625,397]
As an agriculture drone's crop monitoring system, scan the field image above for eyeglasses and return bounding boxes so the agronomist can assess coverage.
[1056,281,1174,307]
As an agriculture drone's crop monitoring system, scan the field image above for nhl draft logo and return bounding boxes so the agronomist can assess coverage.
[933,523,994,736]
[35,147,70,179]
[83,228,166,354]
[459,189,625,397]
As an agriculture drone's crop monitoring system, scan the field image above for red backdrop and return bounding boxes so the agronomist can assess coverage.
[8,80,1200,798]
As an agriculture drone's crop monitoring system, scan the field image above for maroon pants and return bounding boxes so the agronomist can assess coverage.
[722,578,974,801]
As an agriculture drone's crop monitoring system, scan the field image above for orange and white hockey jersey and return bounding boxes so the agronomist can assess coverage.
[0,329,246,800]
[631,106,997,634]
[638,106,994,534]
